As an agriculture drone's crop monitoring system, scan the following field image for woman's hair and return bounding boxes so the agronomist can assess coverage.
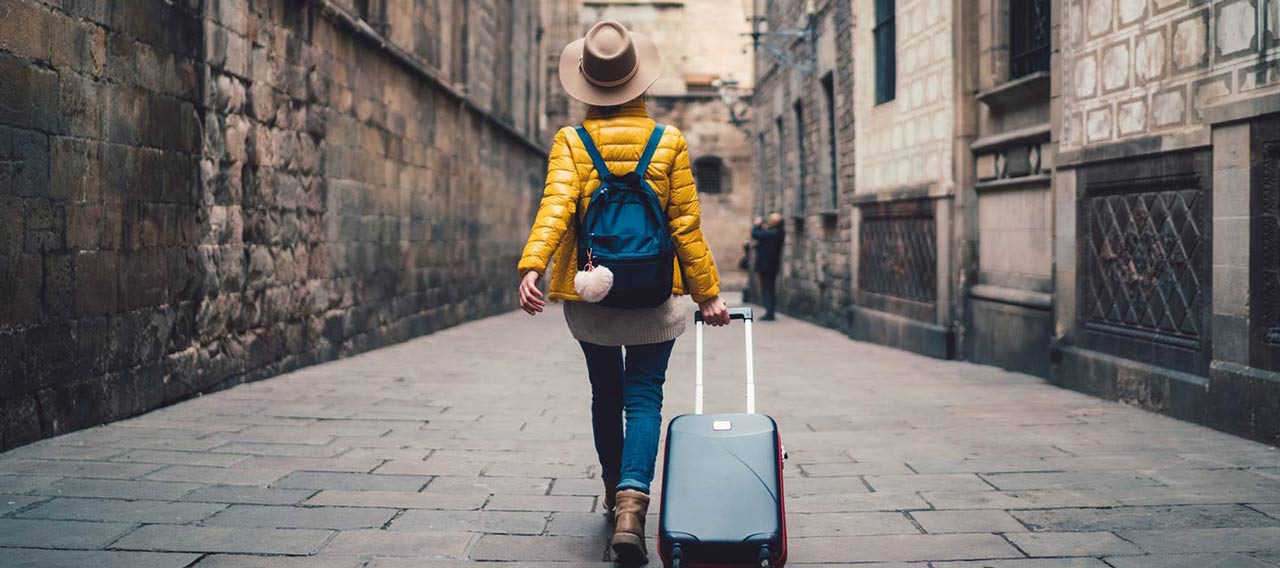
[590,93,647,114]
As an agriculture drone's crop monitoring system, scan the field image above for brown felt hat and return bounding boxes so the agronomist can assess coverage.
[559,21,662,107]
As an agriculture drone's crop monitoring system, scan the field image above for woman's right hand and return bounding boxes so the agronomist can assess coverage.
[698,295,730,326]
[519,271,545,315]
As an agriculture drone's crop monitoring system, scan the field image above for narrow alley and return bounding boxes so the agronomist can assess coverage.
[2,304,1278,567]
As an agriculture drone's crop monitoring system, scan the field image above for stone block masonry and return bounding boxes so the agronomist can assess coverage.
[0,0,550,451]
[751,0,858,331]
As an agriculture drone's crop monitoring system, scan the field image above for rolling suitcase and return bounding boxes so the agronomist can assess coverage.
[658,307,787,568]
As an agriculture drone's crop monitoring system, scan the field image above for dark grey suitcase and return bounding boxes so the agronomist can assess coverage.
[657,307,787,568]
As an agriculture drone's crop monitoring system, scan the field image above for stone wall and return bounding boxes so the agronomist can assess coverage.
[963,0,1056,377]
[1060,0,1279,151]
[845,0,963,358]
[0,0,551,451]
[1054,0,1280,444]
[851,0,955,193]
[652,97,755,291]
[751,0,857,329]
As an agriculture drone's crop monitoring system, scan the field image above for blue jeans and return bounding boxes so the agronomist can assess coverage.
[579,339,676,494]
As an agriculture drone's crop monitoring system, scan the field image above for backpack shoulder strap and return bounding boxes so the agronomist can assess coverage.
[573,126,613,179]
[634,124,666,177]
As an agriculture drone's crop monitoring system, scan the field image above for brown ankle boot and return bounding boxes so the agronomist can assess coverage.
[612,489,649,564]
[603,480,619,519]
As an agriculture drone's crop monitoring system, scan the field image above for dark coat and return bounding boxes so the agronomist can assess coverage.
[751,224,785,274]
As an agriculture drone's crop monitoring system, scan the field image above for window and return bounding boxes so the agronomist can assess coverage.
[451,0,469,85]
[1009,0,1051,79]
[495,0,514,119]
[873,0,896,104]
[774,117,785,213]
[694,156,729,194]
[793,100,807,215]
[821,73,839,210]
[757,132,768,212]
[354,0,387,34]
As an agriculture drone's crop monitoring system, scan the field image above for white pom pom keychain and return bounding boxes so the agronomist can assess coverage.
[574,249,614,303]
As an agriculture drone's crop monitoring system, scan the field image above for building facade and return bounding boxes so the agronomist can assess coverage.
[753,0,1278,443]
[1054,0,1280,443]
[751,0,859,330]
[565,0,759,290]
[0,0,559,450]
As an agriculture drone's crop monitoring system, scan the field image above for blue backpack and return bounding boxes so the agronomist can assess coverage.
[574,124,675,309]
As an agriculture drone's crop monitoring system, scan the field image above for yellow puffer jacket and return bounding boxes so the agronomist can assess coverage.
[518,98,721,303]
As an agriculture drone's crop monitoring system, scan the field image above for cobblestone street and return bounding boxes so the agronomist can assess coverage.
[2,303,1279,567]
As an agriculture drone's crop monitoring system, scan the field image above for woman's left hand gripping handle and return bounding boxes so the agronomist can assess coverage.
[519,271,546,315]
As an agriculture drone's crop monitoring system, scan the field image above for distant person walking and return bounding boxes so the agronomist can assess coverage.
[516,20,728,564]
[752,213,785,321]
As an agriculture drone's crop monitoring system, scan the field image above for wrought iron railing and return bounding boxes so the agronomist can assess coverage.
[1079,177,1207,349]
[859,200,936,303]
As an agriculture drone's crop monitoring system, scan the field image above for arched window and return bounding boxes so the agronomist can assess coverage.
[694,156,730,194]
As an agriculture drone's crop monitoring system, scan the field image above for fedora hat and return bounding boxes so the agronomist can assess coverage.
[559,21,662,107]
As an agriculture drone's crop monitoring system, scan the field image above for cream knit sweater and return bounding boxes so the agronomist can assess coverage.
[563,295,692,346]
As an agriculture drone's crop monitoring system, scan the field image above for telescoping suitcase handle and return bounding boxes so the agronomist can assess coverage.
[693,307,755,415]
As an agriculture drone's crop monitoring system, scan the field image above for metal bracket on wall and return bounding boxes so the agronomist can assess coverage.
[743,5,818,77]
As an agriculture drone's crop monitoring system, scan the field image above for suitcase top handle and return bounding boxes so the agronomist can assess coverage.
[694,307,753,323]
[693,306,755,415]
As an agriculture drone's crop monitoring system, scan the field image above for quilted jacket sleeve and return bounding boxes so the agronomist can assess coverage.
[666,129,721,303]
[518,127,579,276]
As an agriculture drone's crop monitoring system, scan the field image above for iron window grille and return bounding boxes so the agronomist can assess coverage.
[874,0,896,104]
[1009,0,1051,79]
[859,200,936,303]
[694,156,727,194]
[1076,150,1213,375]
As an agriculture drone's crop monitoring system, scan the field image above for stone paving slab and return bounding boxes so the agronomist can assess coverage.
[319,529,473,557]
[191,555,363,568]
[0,548,202,568]
[910,509,1029,534]
[14,497,226,524]
[201,504,398,530]
[2,305,1280,565]
[0,518,135,549]
[935,560,1110,568]
[1104,554,1279,568]
[110,525,334,555]
[0,494,49,516]
[1012,504,1280,532]
[390,509,550,535]
[787,533,1023,563]
[1005,530,1144,557]
[31,477,202,500]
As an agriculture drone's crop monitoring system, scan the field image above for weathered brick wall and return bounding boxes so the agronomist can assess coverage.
[0,0,549,450]
[751,0,857,328]
[0,0,207,450]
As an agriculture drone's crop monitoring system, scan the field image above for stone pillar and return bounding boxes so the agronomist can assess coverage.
[1202,93,1280,444]
[1210,121,1251,368]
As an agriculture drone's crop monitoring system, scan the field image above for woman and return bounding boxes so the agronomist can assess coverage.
[516,20,729,564]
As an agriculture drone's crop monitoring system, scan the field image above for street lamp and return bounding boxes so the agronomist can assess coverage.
[712,76,751,132]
